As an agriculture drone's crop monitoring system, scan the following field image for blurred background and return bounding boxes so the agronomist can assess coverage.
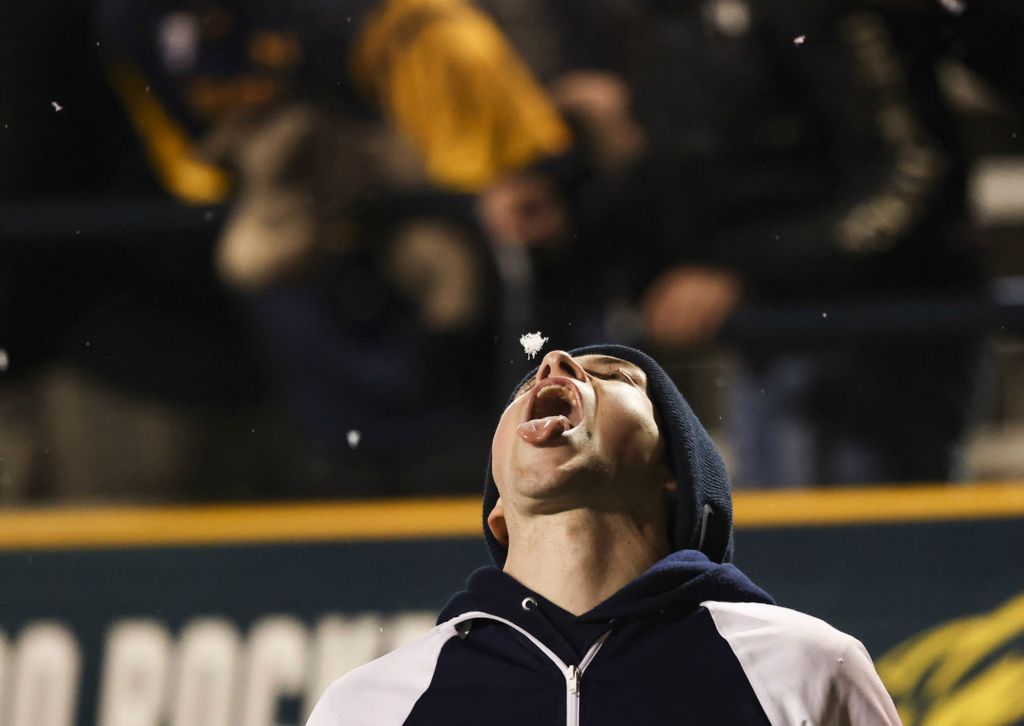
[2,0,1024,724]
[3,0,1024,502]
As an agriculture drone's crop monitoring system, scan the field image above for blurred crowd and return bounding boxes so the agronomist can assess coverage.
[2,0,1023,503]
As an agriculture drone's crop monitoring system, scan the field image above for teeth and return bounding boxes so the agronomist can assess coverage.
[538,385,572,401]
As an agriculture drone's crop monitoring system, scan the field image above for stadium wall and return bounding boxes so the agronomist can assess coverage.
[1,484,1023,725]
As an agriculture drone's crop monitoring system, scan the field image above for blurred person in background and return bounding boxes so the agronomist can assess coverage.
[493,0,1024,488]
[95,0,583,495]
[0,0,287,504]
[631,0,988,488]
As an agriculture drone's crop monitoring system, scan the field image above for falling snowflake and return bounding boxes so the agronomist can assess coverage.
[519,332,549,360]
[347,430,361,448]
[0,349,8,372]
[793,35,806,45]
[936,0,965,15]
[51,101,63,112]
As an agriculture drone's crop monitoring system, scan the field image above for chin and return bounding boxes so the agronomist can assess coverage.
[508,450,597,501]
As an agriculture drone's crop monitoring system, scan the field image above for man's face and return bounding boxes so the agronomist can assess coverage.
[491,350,670,512]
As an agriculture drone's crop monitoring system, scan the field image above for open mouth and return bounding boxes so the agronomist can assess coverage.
[517,377,584,444]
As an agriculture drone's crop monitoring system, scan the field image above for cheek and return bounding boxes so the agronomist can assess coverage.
[599,397,662,467]
[490,404,520,482]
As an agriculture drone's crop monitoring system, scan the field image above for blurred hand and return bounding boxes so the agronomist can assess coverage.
[477,172,569,248]
[550,70,646,176]
[642,266,744,348]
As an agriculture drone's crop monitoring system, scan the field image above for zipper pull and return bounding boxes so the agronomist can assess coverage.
[567,664,582,695]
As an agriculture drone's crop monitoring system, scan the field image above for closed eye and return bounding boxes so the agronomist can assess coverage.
[587,368,635,384]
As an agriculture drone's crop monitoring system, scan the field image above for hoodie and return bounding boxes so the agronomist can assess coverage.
[307,550,900,725]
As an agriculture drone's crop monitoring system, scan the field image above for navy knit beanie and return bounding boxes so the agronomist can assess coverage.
[483,344,734,566]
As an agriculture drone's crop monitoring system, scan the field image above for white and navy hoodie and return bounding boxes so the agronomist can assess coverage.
[307,550,900,725]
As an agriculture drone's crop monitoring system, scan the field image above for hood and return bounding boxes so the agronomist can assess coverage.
[438,551,773,662]
[483,344,734,566]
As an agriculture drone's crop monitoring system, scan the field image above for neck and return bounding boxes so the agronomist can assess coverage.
[503,507,670,616]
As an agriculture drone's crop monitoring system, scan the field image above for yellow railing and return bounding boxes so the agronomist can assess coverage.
[0,481,1022,551]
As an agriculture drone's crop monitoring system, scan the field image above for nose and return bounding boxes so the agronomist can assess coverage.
[536,350,586,383]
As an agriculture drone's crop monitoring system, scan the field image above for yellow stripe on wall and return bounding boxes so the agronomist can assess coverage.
[734,482,1024,528]
[0,498,482,551]
[0,482,1022,551]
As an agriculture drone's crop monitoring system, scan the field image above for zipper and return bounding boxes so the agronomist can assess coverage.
[567,665,582,695]
[566,664,582,725]
[566,631,612,726]
[446,611,611,726]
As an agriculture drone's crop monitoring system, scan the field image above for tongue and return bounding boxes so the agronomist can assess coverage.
[517,415,572,444]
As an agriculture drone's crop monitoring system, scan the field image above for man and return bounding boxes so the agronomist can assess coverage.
[307,345,901,724]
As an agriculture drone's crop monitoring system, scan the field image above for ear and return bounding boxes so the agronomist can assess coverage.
[487,498,509,548]
[664,480,678,493]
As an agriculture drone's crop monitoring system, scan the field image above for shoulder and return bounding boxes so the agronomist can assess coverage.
[701,601,901,726]
[306,619,463,726]
[702,600,854,652]
[700,601,859,696]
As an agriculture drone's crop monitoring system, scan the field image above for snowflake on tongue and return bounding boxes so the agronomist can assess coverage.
[519,332,549,360]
